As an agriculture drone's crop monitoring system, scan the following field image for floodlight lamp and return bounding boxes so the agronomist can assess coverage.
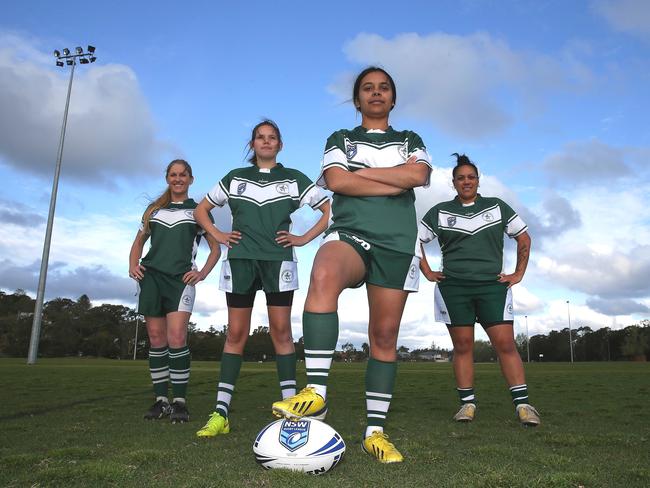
[66,59,74,65]
[63,48,70,56]
[80,58,89,64]
[89,56,96,63]
[56,61,64,67]
[87,45,95,53]
[54,50,61,57]
[75,46,83,54]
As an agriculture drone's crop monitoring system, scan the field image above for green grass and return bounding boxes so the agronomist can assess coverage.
[0,359,648,487]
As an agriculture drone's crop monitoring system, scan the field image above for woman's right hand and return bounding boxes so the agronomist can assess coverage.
[129,263,146,281]
[215,229,242,248]
[423,269,446,283]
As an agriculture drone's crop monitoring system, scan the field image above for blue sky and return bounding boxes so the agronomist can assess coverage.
[2,0,649,349]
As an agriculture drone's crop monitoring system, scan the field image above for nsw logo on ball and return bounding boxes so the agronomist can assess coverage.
[279,420,310,451]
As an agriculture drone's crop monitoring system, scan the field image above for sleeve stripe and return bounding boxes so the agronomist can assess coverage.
[511,225,528,237]
[219,180,230,197]
[299,182,316,201]
[322,162,348,171]
[205,193,220,207]
[420,220,434,233]
[311,196,329,209]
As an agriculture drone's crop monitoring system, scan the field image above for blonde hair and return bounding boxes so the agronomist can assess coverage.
[142,159,192,233]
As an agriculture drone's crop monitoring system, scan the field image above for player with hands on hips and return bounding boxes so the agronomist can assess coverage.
[129,159,220,423]
[419,153,540,426]
[193,119,330,438]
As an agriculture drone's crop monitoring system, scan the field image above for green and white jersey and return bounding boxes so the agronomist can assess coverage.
[419,195,527,281]
[140,199,206,276]
[319,126,431,256]
[206,163,328,261]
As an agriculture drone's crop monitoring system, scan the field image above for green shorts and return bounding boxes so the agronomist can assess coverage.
[434,277,513,328]
[219,259,299,294]
[137,267,195,317]
[322,230,420,291]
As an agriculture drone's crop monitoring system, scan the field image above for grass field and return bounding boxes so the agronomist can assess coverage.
[0,358,648,487]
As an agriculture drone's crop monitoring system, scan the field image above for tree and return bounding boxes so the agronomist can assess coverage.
[621,326,649,359]
[474,340,496,362]
[515,333,528,360]
[361,342,370,358]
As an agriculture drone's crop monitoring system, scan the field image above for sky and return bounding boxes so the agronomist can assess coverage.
[2,0,649,351]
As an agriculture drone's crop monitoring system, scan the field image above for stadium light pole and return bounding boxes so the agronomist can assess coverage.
[566,300,574,363]
[525,315,530,363]
[133,317,139,361]
[27,45,97,365]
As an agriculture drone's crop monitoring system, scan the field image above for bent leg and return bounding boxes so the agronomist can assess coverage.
[303,241,366,396]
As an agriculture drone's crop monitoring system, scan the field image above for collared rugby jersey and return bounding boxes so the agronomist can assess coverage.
[319,126,431,256]
[206,164,327,261]
[140,199,206,276]
[419,194,527,281]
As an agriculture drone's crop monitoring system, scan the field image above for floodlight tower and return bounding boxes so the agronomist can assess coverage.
[27,45,97,365]
[525,315,530,363]
[566,300,574,363]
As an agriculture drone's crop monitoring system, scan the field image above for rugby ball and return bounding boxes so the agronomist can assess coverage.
[253,418,345,474]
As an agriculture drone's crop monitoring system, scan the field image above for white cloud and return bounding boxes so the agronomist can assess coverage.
[333,32,593,139]
[537,244,650,299]
[593,0,650,40]
[542,139,630,185]
[0,32,176,185]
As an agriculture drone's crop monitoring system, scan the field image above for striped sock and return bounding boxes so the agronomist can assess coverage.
[169,346,191,400]
[510,384,529,406]
[215,352,242,418]
[365,357,397,432]
[457,387,475,405]
[276,353,297,399]
[303,311,338,400]
[148,346,169,398]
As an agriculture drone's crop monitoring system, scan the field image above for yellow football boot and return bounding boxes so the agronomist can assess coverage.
[272,386,327,420]
[362,431,404,463]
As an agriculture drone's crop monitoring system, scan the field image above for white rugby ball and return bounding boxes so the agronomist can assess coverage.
[253,418,345,474]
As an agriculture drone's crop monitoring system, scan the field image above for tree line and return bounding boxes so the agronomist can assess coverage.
[0,290,648,361]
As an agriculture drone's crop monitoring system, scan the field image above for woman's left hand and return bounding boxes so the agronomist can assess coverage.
[275,231,307,248]
[182,270,205,286]
[498,272,522,288]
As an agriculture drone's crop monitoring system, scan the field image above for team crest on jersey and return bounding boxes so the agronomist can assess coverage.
[281,270,293,282]
[507,303,513,314]
[399,142,408,160]
[447,216,457,227]
[482,212,494,222]
[184,210,194,219]
[182,295,192,305]
[276,183,289,194]
[409,264,417,278]
[279,420,310,451]
[237,182,247,195]
[346,142,357,159]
